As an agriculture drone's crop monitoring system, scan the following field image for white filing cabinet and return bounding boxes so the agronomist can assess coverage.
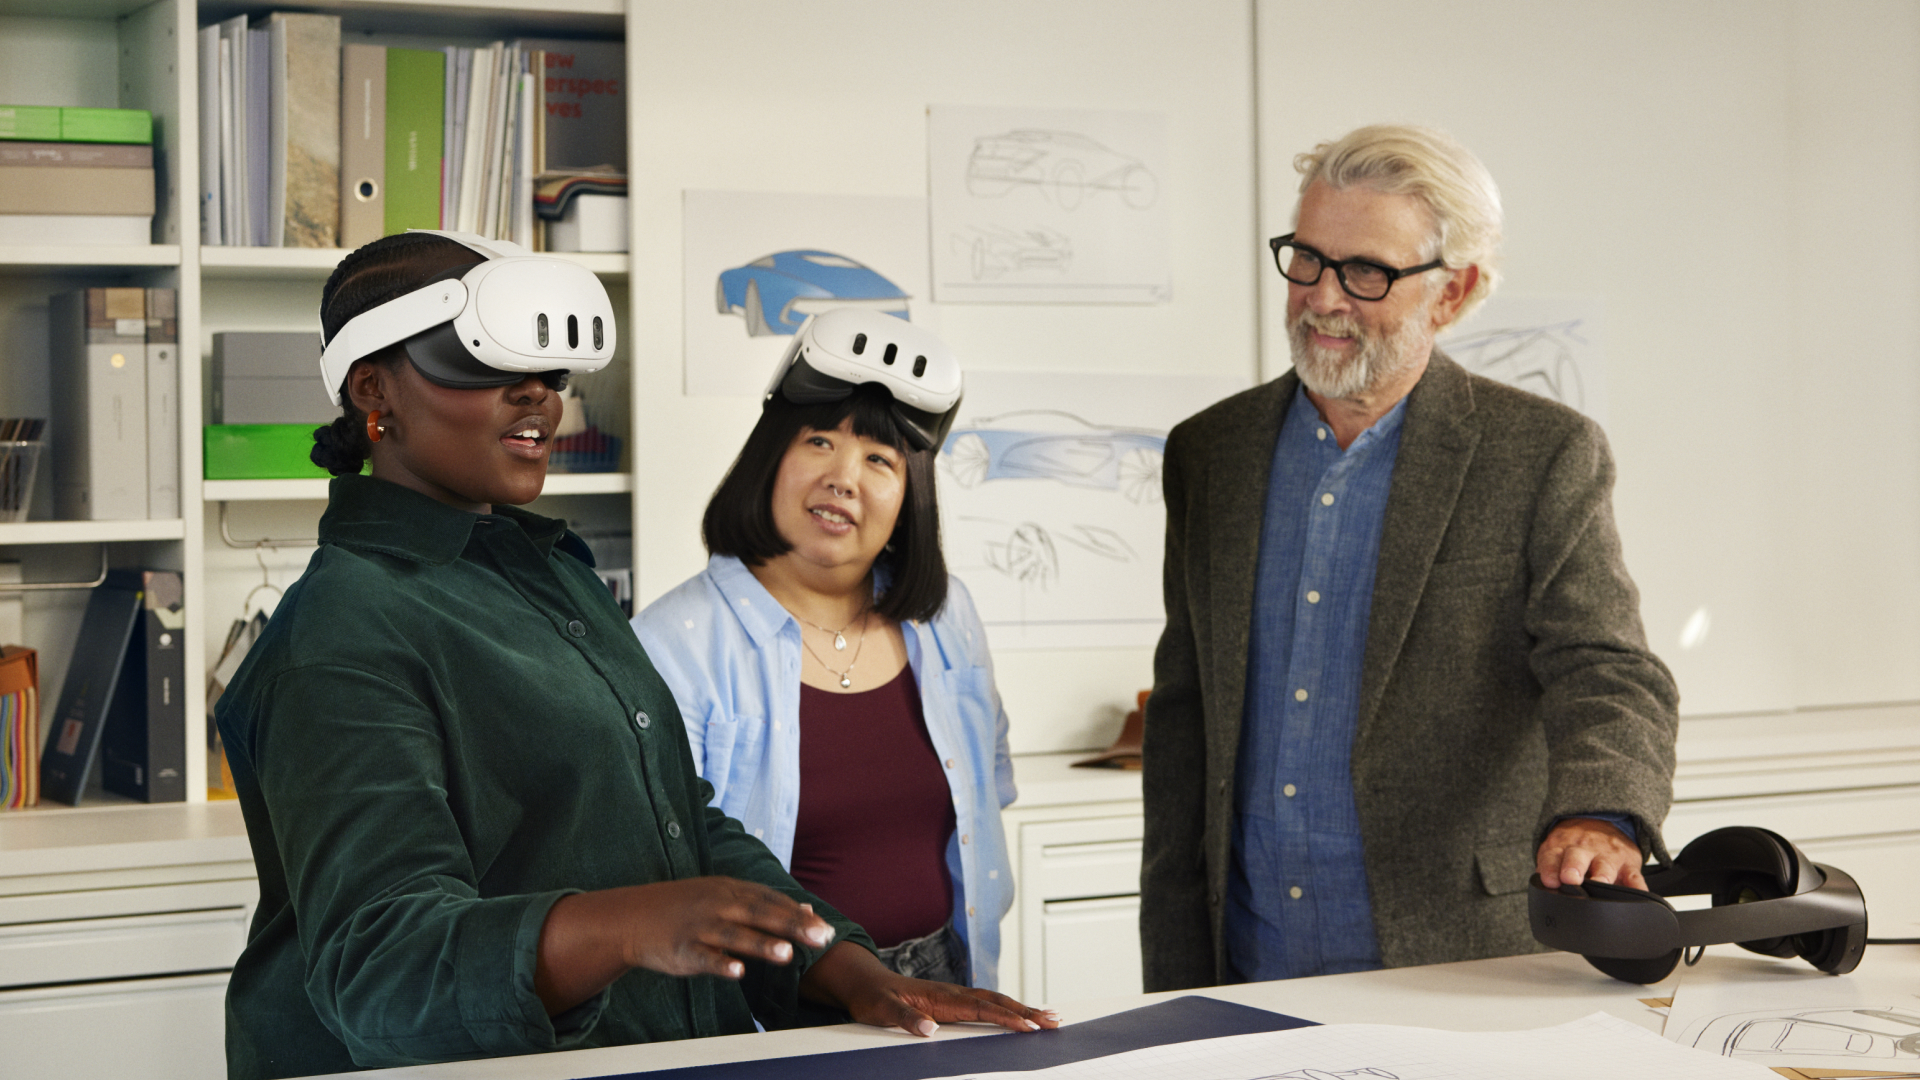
[0,802,257,1080]
[995,704,1920,1005]
[1000,754,1144,1005]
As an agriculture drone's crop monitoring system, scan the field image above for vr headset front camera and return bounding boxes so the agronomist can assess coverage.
[765,308,964,452]
[318,230,616,405]
[1529,825,1867,983]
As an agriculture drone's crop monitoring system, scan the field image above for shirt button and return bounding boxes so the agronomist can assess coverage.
[945,758,955,769]
[968,906,976,917]
[961,834,970,845]
[1294,688,1308,702]
[1316,427,1327,441]
[566,619,586,637]
[666,821,681,839]
[635,711,650,729]
[1306,590,1320,604]
[754,828,765,838]
[1283,783,1297,797]
[1289,885,1304,899]
[1320,492,1334,506]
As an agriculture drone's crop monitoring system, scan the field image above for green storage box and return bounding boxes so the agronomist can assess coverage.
[59,107,152,144]
[204,424,337,479]
[0,105,61,141]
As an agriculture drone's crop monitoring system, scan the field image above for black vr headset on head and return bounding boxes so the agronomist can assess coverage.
[1528,825,1868,984]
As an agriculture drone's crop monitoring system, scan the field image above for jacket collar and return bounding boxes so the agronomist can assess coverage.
[319,473,589,566]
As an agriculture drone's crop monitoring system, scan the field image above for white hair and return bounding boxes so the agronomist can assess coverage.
[1294,124,1503,320]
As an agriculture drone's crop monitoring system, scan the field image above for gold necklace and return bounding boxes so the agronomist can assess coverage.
[800,610,869,689]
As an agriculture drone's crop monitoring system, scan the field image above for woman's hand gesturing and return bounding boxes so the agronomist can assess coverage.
[535,877,835,1014]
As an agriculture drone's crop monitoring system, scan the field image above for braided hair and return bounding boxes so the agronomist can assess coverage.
[310,233,484,476]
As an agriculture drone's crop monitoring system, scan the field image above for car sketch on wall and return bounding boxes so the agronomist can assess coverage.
[715,249,910,336]
[938,410,1167,504]
[950,224,1073,280]
[965,130,1158,210]
[1441,319,1588,412]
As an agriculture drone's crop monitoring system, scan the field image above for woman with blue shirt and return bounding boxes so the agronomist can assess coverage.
[635,310,1016,990]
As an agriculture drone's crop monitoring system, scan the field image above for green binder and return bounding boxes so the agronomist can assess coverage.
[384,48,445,233]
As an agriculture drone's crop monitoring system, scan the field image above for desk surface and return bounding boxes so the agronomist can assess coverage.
[326,949,1760,1080]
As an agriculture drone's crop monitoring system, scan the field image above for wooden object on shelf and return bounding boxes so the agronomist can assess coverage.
[1073,689,1147,770]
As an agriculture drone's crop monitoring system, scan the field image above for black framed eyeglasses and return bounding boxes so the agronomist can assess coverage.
[1268,233,1445,301]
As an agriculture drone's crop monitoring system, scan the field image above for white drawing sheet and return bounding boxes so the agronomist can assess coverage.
[1666,958,1920,1073]
[924,1012,1775,1080]
[1436,294,1608,427]
[682,190,930,397]
[937,371,1246,649]
[929,104,1170,304]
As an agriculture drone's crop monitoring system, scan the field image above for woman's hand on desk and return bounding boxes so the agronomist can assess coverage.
[534,877,836,1014]
[798,941,1060,1037]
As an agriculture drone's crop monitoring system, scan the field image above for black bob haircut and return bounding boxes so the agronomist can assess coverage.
[703,383,948,624]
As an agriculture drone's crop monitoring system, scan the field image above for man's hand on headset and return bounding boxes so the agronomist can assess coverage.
[1537,817,1646,890]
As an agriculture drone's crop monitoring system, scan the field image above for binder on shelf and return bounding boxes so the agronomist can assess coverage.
[145,288,180,519]
[198,24,224,245]
[49,288,150,521]
[1,645,39,810]
[339,43,386,249]
[38,570,144,807]
[0,105,151,145]
[101,570,186,804]
[385,48,445,236]
[266,12,341,248]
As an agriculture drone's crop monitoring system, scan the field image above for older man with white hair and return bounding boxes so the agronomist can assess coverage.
[1139,124,1678,989]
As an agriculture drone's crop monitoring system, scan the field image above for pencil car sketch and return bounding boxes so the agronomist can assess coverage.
[939,410,1166,504]
[715,249,909,336]
[966,129,1158,210]
[1259,1069,1400,1080]
[969,519,1136,590]
[1440,319,1588,411]
[951,224,1073,280]
[1681,1006,1920,1062]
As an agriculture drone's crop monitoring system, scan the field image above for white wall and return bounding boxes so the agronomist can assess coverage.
[1255,0,1920,717]
[624,0,1260,753]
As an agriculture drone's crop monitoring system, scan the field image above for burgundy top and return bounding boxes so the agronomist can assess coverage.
[790,667,956,948]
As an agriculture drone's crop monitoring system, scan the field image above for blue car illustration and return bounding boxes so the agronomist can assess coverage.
[939,410,1167,503]
[715,249,910,336]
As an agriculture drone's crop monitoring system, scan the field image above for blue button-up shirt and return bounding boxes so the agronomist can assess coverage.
[632,556,1017,989]
[1226,386,1407,982]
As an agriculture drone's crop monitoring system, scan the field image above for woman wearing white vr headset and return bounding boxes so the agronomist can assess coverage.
[215,236,1051,1079]
[633,309,1017,992]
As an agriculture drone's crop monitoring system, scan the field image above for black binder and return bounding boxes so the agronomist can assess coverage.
[102,569,186,802]
[38,569,144,806]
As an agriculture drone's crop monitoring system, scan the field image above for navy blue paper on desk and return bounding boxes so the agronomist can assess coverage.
[593,995,1315,1080]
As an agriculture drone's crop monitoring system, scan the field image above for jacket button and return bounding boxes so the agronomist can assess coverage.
[666,821,681,839]
[1217,778,1228,794]
[635,711,650,729]
[566,619,587,637]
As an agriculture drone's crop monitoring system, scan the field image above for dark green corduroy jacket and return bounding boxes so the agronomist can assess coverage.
[216,475,869,1079]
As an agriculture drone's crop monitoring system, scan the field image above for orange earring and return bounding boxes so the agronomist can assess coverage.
[366,410,384,443]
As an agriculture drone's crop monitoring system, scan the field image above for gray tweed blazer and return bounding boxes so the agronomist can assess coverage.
[1138,353,1679,991]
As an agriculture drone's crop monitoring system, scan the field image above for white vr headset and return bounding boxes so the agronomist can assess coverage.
[318,230,616,406]
[764,308,964,451]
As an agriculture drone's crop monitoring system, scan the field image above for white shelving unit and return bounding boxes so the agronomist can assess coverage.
[0,1,634,1073]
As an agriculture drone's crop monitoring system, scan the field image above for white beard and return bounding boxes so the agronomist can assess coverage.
[1288,307,1431,400]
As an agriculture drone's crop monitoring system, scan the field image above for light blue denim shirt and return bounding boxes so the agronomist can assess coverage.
[633,555,1017,990]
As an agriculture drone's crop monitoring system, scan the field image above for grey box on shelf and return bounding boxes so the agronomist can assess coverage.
[211,331,336,425]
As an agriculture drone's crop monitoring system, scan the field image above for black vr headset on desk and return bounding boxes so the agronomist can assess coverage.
[1528,825,1868,983]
